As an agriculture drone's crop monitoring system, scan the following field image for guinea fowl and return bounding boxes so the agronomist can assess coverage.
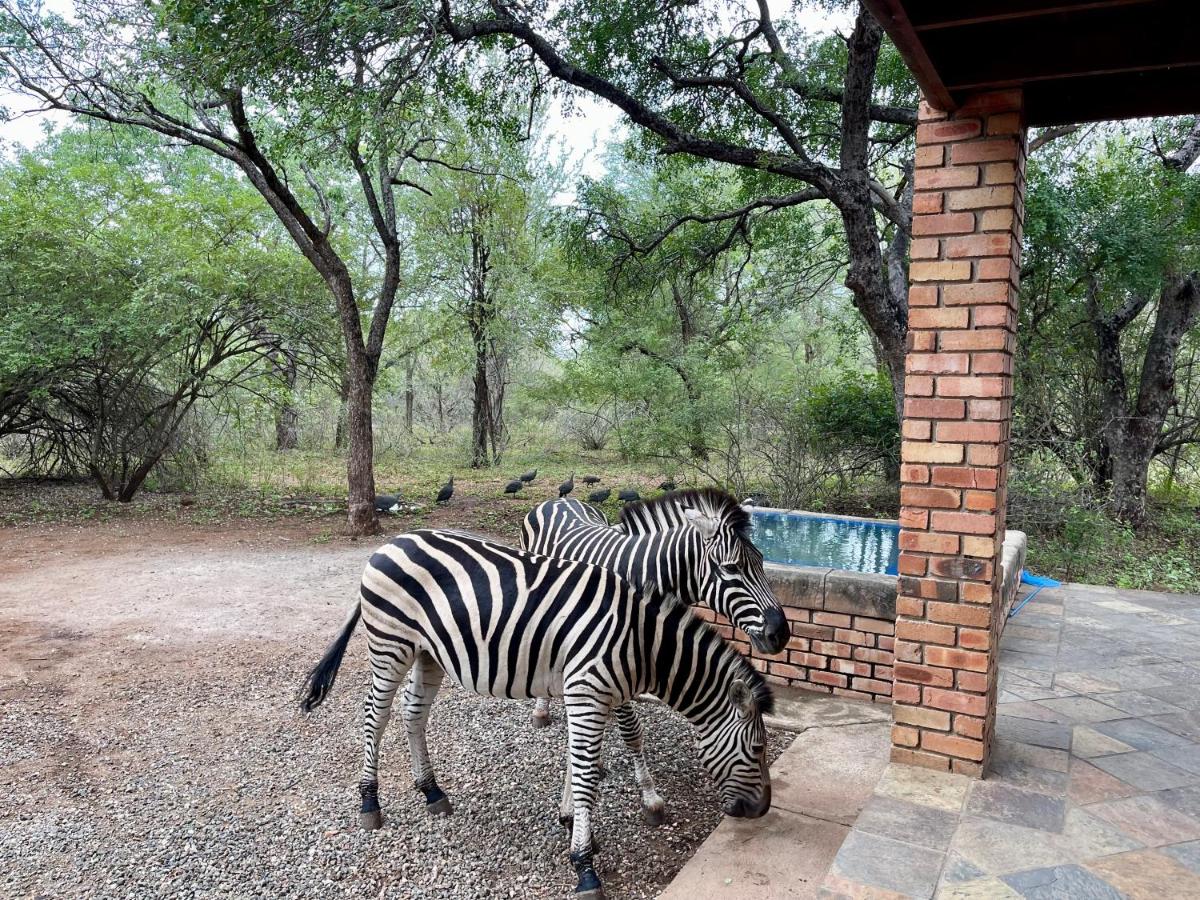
[658,480,676,492]
[581,475,601,485]
[436,477,454,504]
[504,479,523,494]
[558,473,575,498]
[374,493,402,514]
[618,488,640,503]
[519,469,537,483]
[587,488,610,504]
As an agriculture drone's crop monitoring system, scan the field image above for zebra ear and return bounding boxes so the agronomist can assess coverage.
[729,679,755,718]
[682,506,720,540]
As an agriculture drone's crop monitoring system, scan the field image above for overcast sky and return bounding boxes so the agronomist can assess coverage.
[0,2,851,175]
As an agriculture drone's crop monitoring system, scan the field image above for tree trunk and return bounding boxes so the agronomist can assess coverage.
[470,333,491,468]
[334,369,350,452]
[274,352,300,451]
[404,356,415,434]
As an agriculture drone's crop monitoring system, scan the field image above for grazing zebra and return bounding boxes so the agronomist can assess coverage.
[520,488,785,822]
[300,528,772,900]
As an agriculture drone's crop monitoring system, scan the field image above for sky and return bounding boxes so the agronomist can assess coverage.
[0,2,850,175]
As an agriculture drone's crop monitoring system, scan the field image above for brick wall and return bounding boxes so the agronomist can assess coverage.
[694,565,896,704]
[894,90,1027,776]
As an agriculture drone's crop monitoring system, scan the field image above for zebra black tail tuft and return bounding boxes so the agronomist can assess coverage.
[299,603,361,713]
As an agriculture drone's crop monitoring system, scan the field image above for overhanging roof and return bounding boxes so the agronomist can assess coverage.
[861,0,1200,125]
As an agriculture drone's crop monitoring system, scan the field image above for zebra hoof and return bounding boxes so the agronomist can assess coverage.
[642,804,665,827]
[531,711,552,728]
[360,810,383,831]
[574,889,605,900]
[426,796,454,816]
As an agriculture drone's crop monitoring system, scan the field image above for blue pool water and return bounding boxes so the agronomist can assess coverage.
[749,510,900,575]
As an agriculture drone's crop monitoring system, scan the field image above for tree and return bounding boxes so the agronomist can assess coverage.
[2,0,444,532]
[439,0,920,417]
[1018,120,1200,524]
[0,127,330,498]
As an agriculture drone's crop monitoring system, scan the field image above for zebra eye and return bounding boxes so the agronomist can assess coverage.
[720,563,739,573]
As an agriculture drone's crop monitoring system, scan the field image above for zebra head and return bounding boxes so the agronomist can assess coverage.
[680,495,788,656]
[696,663,773,819]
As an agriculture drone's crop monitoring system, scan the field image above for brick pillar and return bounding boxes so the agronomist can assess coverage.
[892,90,1027,777]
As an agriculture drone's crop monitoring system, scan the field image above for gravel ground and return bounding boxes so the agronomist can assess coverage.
[0,520,792,899]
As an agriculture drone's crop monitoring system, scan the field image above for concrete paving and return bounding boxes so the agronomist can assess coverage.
[661,691,891,900]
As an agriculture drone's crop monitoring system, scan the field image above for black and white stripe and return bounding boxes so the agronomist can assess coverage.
[521,488,785,820]
[300,528,772,900]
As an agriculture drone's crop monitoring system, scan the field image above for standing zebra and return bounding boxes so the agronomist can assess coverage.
[299,529,772,900]
[521,488,786,823]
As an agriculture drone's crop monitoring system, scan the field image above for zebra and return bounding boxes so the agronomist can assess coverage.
[299,528,772,900]
[520,488,786,823]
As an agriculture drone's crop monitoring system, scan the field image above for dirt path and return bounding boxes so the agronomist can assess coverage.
[0,521,788,899]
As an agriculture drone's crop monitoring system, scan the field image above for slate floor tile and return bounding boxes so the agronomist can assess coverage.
[1157,784,1200,820]
[1051,671,1122,695]
[1086,794,1200,847]
[873,764,970,813]
[993,739,1070,773]
[996,716,1073,751]
[1092,717,1195,752]
[950,817,1073,875]
[1094,690,1186,717]
[1054,806,1143,859]
[1086,849,1200,898]
[1163,840,1200,875]
[829,829,944,898]
[1090,750,1199,791]
[1066,760,1139,806]
[1145,686,1200,711]
[965,782,1066,832]
[1000,864,1123,899]
[935,877,1021,899]
[1034,697,1126,724]
[1070,726,1135,759]
[986,756,1069,796]
[852,795,960,851]
[1146,710,1200,741]
[1151,742,1200,776]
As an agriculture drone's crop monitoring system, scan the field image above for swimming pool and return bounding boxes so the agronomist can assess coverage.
[749,509,900,575]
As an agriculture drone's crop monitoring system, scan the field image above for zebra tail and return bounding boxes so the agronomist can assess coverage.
[299,603,361,713]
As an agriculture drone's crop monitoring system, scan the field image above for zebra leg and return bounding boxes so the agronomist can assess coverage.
[613,703,665,826]
[564,697,609,900]
[359,642,414,831]
[531,697,552,728]
[403,651,452,816]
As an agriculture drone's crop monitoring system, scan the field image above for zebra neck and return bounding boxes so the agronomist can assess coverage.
[644,601,731,725]
[621,528,701,602]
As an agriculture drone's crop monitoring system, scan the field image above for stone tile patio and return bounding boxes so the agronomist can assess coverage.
[821,583,1200,898]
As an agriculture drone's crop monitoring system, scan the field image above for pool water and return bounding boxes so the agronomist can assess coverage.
[749,510,900,575]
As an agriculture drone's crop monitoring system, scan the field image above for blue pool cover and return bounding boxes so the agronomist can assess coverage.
[749,509,901,575]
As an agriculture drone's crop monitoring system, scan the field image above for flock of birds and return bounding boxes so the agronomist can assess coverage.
[375,471,677,513]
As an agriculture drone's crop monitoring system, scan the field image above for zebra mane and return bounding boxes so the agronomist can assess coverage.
[618,487,752,539]
[733,656,775,716]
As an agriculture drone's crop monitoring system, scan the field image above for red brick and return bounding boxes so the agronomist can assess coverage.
[930,555,992,580]
[980,207,1016,231]
[878,636,895,652]
[936,376,1005,398]
[832,658,872,676]
[951,138,1020,164]
[922,731,985,761]
[944,282,1010,306]
[813,612,851,628]
[914,166,979,190]
[790,623,834,641]
[903,441,964,464]
[915,144,945,167]
[903,418,932,440]
[953,759,985,777]
[896,596,924,617]
[909,307,970,329]
[917,119,983,144]
[910,237,941,259]
[957,670,989,692]
[963,535,996,558]
[946,185,1015,211]
[959,628,991,650]
[984,162,1017,184]
[971,351,1013,374]
[899,531,960,554]
[969,443,1004,466]
[891,746,952,771]
[899,507,929,530]
[810,670,848,688]
[939,329,1011,352]
[893,681,921,704]
[937,421,1003,443]
[912,191,944,215]
[894,638,923,662]
[918,100,950,121]
[926,601,990,628]
[987,112,1022,135]
[898,553,928,576]
[901,463,931,484]
[894,704,951,730]
[901,486,961,508]
[913,212,976,236]
[908,375,935,396]
[854,647,894,665]
[978,257,1018,282]
[855,618,895,636]
[875,665,894,681]
[790,650,829,669]
[925,646,989,672]
[911,261,972,282]
[943,233,1013,258]
[907,352,970,374]
[965,490,998,511]
[905,397,967,419]
[925,688,988,716]
[893,724,920,747]
[894,662,954,687]
[956,90,1023,117]
[954,715,986,739]
[811,641,852,659]
[973,305,1016,328]
[768,661,806,680]
[931,466,997,489]
[855,677,893,695]
[968,398,1009,420]
[909,330,937,351]
[896,620,957,646]
[961,581,995,604]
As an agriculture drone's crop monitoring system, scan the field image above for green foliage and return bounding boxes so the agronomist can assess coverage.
[801,370,899,473]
